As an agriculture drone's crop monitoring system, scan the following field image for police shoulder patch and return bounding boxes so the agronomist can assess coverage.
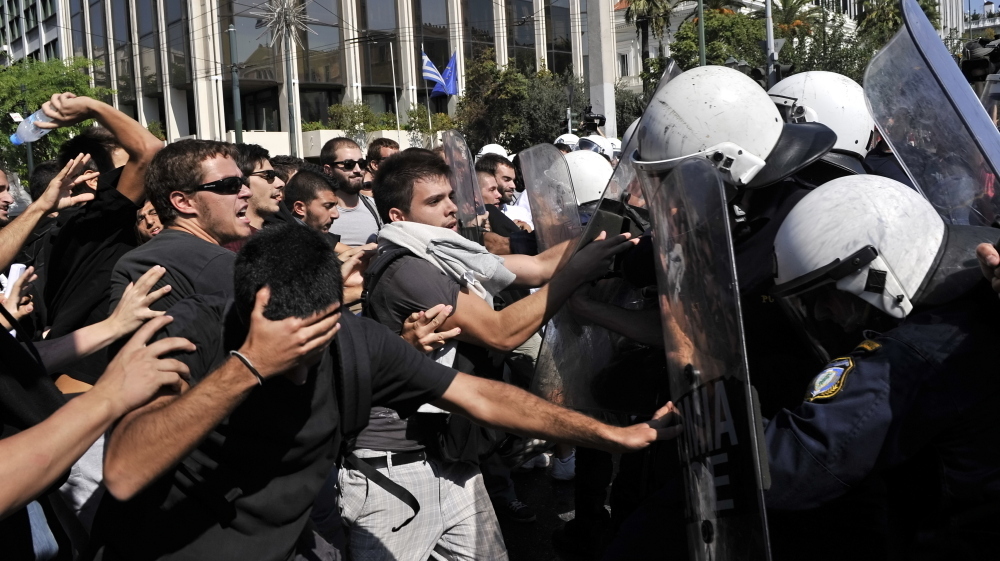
[853,340,882,355]
[805,357,854,402]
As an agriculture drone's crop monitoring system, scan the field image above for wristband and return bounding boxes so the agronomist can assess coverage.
[229,350,264,386]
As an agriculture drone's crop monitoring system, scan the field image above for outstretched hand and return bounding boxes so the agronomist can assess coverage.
[400,304,462,353]
[0,265,36,328]
[34,153,99,213]
[564,231,639,284]
[613,401,684,452]
[96,315,195,418]
[976,243,1000,294]
[237,287,341,380]
[107,266,172,338]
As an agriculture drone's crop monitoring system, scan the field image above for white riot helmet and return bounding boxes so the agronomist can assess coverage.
[772,174,998,358]
[578,135,613,159]
[768,71,876,176]
[477,143,510,161]
[608,138,622,161]
[565,150,613,206]
[555,133,580,149]
[633,66,835,190]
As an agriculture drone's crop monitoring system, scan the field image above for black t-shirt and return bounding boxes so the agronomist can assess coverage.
[43,167,136,339]
[93,295,457,561]
[486,204,520,237]
[359,254,500,452]
[109,229,236,312]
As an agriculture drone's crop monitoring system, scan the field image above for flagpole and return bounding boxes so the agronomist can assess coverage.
[389,40,401,143]
[422,43,434,147]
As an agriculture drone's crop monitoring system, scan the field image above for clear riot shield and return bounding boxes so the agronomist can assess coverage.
[980,74,1000,131]
[865,0,1000,226]
[530,64,684,417]
[441,130,486,243]
[518,144,584,251]
[640,157,771,561]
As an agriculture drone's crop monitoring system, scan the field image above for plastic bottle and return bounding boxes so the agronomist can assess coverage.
[9,110,53,145]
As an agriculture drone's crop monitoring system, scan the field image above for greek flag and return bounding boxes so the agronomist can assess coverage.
[422,51,445,86]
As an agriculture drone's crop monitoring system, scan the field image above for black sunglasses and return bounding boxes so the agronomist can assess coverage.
[196,176,248,195]
[249,169,279,184]
[331,158,367,170]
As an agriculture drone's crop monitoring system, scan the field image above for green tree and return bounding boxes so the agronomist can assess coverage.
[758,0,823,37]
[780,10,874,82]
[857,0,940,51]
[625,0,673,90]
[0,57,113,178]
[671,10,767,69]
[455,49,530,152]
[615,81,647,131]
[506,69,588,152]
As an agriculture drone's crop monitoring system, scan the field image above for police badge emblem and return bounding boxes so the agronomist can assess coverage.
[806,357,853,402]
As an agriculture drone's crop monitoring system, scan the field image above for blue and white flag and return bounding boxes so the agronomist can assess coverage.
[422,51,445,86]
[431,52,459,97]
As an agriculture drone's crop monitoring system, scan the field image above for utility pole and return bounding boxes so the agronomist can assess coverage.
[697,0,706,66]
[228,25,243,145]
[765,0,776,86]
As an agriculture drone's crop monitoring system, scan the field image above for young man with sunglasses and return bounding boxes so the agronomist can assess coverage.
[108,140,251,314]
[320,137,382,246]
[223,144,288,252]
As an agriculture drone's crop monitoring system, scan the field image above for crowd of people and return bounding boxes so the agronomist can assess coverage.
[1,59,999,561]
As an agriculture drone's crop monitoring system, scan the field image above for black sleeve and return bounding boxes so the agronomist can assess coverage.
[372,257,460,334]
[359,316,458,418]
[150,295,228,385]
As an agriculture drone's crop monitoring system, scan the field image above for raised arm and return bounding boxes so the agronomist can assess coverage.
[0,315,190,517]
[103,288,341,500]
[433,372,681,453]
[501,238,573,287]
[0,155,97,271]
[40,93,163,204]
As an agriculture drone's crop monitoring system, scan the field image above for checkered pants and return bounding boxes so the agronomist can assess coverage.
[338,450,509,561]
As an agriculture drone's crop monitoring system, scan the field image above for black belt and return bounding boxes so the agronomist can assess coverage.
[356,450,427,470]
[344,451,424,531]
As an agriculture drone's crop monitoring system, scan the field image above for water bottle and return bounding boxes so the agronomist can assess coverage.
[9,110,53,145]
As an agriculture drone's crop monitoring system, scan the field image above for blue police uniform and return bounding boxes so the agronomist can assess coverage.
[764,282,1000,555]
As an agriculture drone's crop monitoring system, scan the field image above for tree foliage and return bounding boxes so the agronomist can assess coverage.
[0,58,113,178]
[615,81,647,132]
[857,0,940,52]
[780,11,876,83]
[671,10,767,70]
[625,0,673,89]
[455,50,588,154]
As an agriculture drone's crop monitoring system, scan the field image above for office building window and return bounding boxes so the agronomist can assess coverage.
[546,0,573,74]
[41,0,53,18]
[111,0,136,117]
[507,0,535,72]
[90,0,111,89]
[298,0,345,86]
[43,38,57,60]
[619,53,627,77]
[25,2,37,30]
[461,0,494,65]
[413,0,449,85]
[356,0,402,89]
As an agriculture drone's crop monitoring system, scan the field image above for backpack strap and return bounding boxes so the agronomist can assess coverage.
[360,247,414,320]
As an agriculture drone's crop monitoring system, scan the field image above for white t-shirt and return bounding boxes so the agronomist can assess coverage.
[330,195,380,246]
[505,197,533,228]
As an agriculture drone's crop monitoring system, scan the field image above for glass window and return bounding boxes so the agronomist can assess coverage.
[356,0,401,87]
[43,38,57,60]
[136,0,155,36]
[90,0,111,89]
[219,2,278,83]
[112,0,136,112]
[462,0,494,65]
[507,0,535,72]
[545,0,572,74]
[298,0,345,86]
[165,0,183,21]
[166,21,190,85]
[413,0,449,84]
[10,15,20,39]
[25,3,37,30]
[41,0,54,18]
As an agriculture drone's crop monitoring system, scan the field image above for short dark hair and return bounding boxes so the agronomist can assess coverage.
[554,143,572,154]
[58,126,121,173]
[319,137,360,167]
[233,144,271,178]
[475,153,513,175]
[270,155,304,182]
[366,137,399,165]
[28,160,62,201]
[372,150,450,224]
[145,139,239,226]
[233,224,343,324]
[285,169,339,208]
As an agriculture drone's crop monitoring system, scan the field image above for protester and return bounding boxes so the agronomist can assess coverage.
[476,153,533,229]
[135,200,162,243]
[284,169,341,236]
[109,139,249,314]
[223,143,286,252]
[270,154,305,182]
[92,224,680,561]
[321,137,382,245]
[364,137,400,193]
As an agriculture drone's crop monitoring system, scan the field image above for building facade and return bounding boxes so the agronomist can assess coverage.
[0,0,626,153]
